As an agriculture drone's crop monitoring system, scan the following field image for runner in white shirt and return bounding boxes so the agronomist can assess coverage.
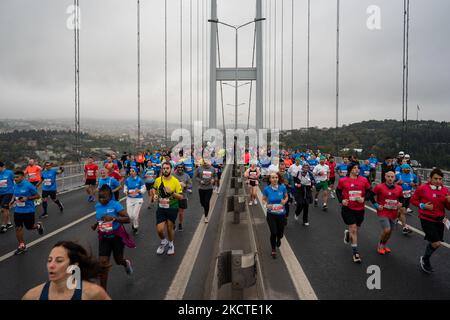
[288,157,302,179]
[313,156,330,211]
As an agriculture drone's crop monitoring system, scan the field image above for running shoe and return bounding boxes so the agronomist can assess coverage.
[420,256,433,274]
[178,224,183,232]
[303,222,310,226]
[294,215,298,221]
[253,199,257,205]
[406,208,413,214]
[276,239,281,248]
[156,239,168,255]
[352,253,362,263]
[402,227,413,235]
[36,222,44,235]
[132,226,139,235]
[314,199,318,207]
[271,250,277,259]
[249,201,253,206]
[377,247,386,255]
[125,259,133,275]
[322,204,328,211]
[59,202,64,212]
[330,192,335,199]
[0,225,7,234]
[167,244,175,256]
[14,244,27,255]
[344,230,350,244]
[384,246,391,254]
[6,223,13,230]
[204,216,209,223]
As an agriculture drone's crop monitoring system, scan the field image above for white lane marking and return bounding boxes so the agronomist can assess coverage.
[0,197,127,263]
[365,205,450,249]
[256,187,318,300]
[165,165,230,300]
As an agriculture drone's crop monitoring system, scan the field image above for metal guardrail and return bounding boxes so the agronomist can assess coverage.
[55,161,103,192]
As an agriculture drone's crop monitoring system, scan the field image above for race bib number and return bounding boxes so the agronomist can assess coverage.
[300,176,311,186]
[128,189,138,197]
[15,198,25,207]
[349,190,362,201]
[370,163,376,168]
[159,198,170,209]
[270,204,284,214]
[202,171,212,179]
[87,170,94,177]
[98,221,113,233]
[0,180,7,188]
[186,167,192,172]
[384,199,398,210]
[364,171,370,176]
[44,179,52,186]
[249,172,257,178]
[402,190,412,198]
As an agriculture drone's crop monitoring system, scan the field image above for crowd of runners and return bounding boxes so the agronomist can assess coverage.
[0,147,449,300]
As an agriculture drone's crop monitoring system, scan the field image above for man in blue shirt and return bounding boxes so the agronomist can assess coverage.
[0,161,15,233]
[11,171,44,255]
[124,167,146,234]
[368,153,378,184]
[395,164,418,234]
[336,156,350,177]
[39,162,65,218]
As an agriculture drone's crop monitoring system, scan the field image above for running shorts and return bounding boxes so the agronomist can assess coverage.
[42,191,57,200]
[379,216,396,230]
[85,179,97,186]
[0,194,13,209]
[179,199,188,210]
[341,207,365,227]
[420,218,444,243]
[14,212,35,229]
[316,181,329,191]
[99,235,124,257]
[156,208,178,225]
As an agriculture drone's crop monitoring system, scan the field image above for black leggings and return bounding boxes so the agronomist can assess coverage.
[266,213,285,250]
[295,203,309,223]
[199,189,213,217]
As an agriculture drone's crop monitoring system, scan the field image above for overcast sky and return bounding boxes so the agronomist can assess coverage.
[0,0,449,130]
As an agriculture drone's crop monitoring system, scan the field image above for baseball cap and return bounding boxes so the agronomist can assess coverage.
[320,156,326,161]
[401,164,412,170]
[398,151,405,156]
[404,154,410,159]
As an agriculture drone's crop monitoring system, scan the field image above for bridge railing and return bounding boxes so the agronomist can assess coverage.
[56,161,103,193]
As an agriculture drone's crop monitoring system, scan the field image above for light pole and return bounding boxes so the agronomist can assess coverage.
[208,18,265,131]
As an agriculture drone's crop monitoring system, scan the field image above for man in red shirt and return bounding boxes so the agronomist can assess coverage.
[369,171,404,255]
[326,155,337,199]
[336,163,371,263]
[411,168,450,274]
[84,156,99,202]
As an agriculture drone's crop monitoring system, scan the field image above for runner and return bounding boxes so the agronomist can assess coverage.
[368,153,379,184]
[212,154,224,194]
[306,154,319,172]
[359,159,371,182]
[381,156,395,183]
[22,241,111,300]
[10,171,44,255]
[151,162,183,255]
[288,157,302,180]
[98,168,121,201]
[244,162,261,206]
[279,162,292,224]
[103,156,119,171]
[369,171,404,255]
[336,156,350,178]
[91,185,134,289]
[173,163,192,231]
[24,159,42,186]
[106,164,123,201]
[293,163,315,226]
[326,156,337,199]
[143,160,158,209]
[395,164,417,234]
[84,157,99,202]
[136,152,146,172]
[262,172,289,259]
[336,163,371,263]
[195,159,216,223]
[411,168,450,274]
[124,167,146,235]
[0,161,14,233]
[313,156,330,211]
[39,162,64,219]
